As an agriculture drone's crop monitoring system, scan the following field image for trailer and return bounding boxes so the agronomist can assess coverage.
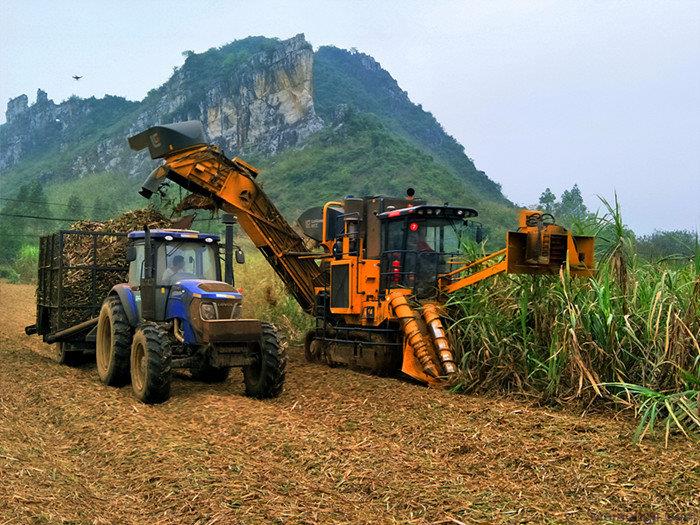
[25,222,286,403]
[25,229,128,364]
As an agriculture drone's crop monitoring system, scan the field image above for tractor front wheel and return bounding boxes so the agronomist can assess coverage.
[96,296,132,386]
[130,323,172,404]
[243,323,286,399]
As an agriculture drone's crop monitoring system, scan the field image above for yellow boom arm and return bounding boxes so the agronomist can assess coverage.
[143,143,323,312]
[441,211,595,294]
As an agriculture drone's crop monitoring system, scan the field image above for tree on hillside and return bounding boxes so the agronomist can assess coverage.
[91,196,106,221]
[559,184,588,221]
[26,180,53,234]
[66,194,84,220]
[0,183,45,262]
[538,188,557,213]
[636,230,698,260]
[536,184,589,225]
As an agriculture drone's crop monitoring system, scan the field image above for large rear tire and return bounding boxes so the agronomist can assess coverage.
[243,322,286,399]
[130,323,172,404]
[190,361,230,383]
[96,296,132,386]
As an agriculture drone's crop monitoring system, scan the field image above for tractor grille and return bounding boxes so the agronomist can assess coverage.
[213,301,242,319]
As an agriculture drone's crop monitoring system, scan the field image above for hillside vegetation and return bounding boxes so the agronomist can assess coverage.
[258,111,516,231]
[314,46,507,203]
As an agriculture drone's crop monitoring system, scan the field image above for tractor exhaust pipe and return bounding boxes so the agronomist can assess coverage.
[140,225,157,321]
[222,213,236,286]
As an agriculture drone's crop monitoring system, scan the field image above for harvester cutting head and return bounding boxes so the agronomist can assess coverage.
[506,210,595,277]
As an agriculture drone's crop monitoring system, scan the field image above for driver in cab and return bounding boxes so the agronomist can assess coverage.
[162,255,187,285]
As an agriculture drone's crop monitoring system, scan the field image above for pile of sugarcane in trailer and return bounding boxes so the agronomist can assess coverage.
[130,121,596,386]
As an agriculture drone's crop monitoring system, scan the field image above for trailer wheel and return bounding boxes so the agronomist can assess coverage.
[130,323,172,404]
[243,322,286,399]
[190,361,230,383]
[96,296,132,386]
[55,342,82,366]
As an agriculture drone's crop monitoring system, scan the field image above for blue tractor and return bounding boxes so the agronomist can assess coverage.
[95,224,285,403]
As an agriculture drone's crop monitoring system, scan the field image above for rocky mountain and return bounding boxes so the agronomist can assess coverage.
[1,35,322,179]
[0,34,514,231]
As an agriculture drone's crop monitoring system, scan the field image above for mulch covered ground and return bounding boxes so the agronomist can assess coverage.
[0,282,698,524]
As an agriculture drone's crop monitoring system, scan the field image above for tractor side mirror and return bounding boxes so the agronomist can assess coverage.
[475,225,484,244]
[126,245,137,262]
[235,248,245,264]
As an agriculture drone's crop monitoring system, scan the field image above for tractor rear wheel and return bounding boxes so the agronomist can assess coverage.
[54,342,82,366]
[190,361,230,383]
[130,323,172,404]
[243,322,286,399]
[96,296,132,386]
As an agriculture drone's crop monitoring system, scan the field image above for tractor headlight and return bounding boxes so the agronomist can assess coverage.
[200,302,217,320]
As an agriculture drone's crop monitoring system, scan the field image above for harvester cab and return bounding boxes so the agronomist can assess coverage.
[375,203,478,299]
[96,224,285,403]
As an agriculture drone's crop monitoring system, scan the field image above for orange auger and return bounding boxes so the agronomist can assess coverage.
[388,291,440,378]
[421,303,457,375]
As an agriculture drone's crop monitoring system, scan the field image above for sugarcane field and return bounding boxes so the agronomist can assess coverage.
[1,2,699,524]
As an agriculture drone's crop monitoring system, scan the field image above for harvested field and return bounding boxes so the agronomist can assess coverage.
[0,281,698,524]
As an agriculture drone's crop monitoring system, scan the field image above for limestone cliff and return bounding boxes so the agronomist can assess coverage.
[0,34,323,178]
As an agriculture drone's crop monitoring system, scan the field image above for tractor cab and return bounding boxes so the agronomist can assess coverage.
[127,229,221,288]
[377,205,478,298]
[123,228,243,326]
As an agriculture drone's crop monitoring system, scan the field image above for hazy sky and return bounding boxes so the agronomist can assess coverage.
[2,1,698,233]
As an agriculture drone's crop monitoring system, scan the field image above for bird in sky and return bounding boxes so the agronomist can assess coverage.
[72,75,83,81]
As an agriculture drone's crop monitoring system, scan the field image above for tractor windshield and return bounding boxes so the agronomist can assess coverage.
[127,240,220,286]
[381,217,465,298]
[159,241,219,285]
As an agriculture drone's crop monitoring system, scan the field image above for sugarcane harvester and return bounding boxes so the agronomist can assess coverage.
[130,121,595,385]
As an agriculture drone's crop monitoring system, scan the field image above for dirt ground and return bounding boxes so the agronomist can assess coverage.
[0,282,698,525]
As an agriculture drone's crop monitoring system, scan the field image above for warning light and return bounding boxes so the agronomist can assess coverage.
[391,258,401,283]
[409,222,419,232]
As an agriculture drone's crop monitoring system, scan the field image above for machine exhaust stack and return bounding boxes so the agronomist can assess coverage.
[140,225,157,321]
[222,213,237,286]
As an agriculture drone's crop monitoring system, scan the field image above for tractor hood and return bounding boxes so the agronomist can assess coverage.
[174,280,243,301]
